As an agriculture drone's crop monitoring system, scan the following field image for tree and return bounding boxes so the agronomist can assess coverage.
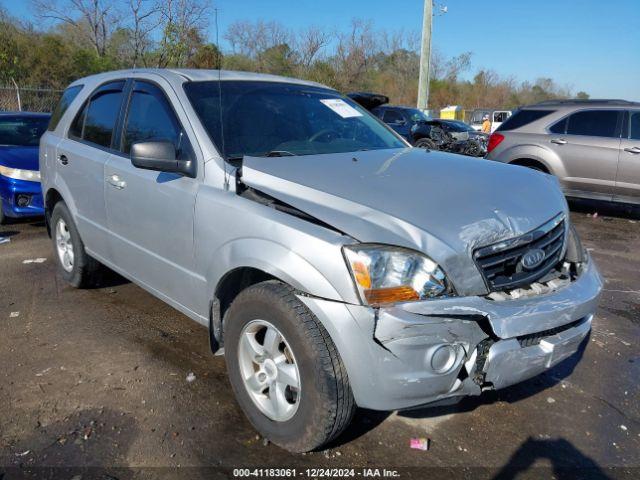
[125,0,160,67]
[188,43,222,69]
[32,0,120,56]
[576,91,590,100]
[156,0,211,68]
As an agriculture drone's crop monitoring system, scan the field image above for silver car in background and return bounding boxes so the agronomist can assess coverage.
[485,99,640,205]
[40,69,602,452]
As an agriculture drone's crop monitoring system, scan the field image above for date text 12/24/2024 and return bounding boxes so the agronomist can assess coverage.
[233,468,401,478]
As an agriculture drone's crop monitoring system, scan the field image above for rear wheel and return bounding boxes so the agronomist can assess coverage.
[225,281,355,452]
[51,202,101,288]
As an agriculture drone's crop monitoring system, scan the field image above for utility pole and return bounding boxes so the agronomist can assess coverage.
[417,0,433,112]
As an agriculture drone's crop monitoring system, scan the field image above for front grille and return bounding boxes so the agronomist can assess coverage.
[474,214,566,292]
[517,318,584,347]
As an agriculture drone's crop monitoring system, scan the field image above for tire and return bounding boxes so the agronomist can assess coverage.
[225,280,355,452]
[414,138,437,150]
[50,201,101,288]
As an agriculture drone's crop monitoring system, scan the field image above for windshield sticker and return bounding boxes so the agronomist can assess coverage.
[320,99,363,118]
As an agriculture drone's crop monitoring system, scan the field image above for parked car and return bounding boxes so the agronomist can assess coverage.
[468,108,512,133]
[369,104,433,145]
[426,119,488,156]
[41,70,602,452]
[485,99,640,205]
[0,112,50,224]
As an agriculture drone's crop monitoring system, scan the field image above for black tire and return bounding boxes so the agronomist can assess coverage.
[225,281,355,452]
[414,138,437,150]
[50,201,101,288]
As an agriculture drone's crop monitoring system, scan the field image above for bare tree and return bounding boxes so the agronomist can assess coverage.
[32,0,120,56]
[332,19,378,91]
[225,20,292,59]
[156,0,211,68]
[126,0,161,67]
[295,26,331,68]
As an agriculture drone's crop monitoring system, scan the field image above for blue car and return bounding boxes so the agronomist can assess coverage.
[0,112,50,224]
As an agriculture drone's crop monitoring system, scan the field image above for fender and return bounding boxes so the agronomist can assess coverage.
[501,143,566,178]
[205,237,346,304]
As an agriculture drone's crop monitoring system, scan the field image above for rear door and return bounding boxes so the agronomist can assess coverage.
[546,109,622,201]
[104,78,201,313]
[614,110,640,204]
[54,80,126,260]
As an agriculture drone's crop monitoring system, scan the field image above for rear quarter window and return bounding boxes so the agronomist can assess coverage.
[47,85,83,132]
[496,110,554,132]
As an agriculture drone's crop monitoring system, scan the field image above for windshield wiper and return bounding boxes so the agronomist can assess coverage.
[264,150,296,157]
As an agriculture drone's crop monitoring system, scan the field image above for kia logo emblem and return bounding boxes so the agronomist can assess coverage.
[521,248,546,270]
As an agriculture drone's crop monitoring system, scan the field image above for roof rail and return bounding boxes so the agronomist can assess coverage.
[532,99,639,106]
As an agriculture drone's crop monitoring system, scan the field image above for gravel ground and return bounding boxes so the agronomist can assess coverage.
[1,203,638,479]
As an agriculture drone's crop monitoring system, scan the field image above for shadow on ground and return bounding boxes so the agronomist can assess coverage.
[493,437,612,480]
[568,198,640,220]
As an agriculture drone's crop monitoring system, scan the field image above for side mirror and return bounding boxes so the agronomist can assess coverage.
[130,141,196,178]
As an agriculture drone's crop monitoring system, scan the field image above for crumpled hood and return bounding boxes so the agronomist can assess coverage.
[0,146,40,171]
[241,148,568,295]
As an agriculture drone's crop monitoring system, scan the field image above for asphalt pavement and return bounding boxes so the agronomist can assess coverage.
[1,204,638,479]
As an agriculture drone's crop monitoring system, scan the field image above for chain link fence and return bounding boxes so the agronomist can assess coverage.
[0,86,63,113]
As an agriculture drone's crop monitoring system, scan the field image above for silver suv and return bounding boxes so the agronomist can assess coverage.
[41,70,602,452]
[486,99,640,205]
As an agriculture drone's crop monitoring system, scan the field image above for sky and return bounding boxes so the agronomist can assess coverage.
[3,0,639,100]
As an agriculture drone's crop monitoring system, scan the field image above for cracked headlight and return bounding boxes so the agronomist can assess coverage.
[343,244,452,306]
[0,165,41,182]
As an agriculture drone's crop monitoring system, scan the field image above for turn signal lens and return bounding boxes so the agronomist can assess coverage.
[364,286,420,305]
[352,260,371,289]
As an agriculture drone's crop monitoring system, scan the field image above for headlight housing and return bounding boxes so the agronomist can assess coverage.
[0,165,41,182]
[343,244,452,306]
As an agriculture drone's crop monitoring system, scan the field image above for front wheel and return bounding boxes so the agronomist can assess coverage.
[414,138,437,150]
[225,281,355,452]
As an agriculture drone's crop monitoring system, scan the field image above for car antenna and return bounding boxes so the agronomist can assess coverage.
[215,7,230,190]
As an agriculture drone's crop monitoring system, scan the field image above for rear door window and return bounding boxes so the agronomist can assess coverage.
[497,110,554,131]
[549,117,567,134]
[628,111,640,140]
[566,110,620,138]
[70,81,125,148]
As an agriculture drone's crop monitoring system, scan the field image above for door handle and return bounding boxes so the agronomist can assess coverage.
[106,174,127,190]
[550,138,567,145]
[624,146,640,154]
[57,154,68,165]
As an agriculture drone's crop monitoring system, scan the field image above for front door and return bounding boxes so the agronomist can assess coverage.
[615,110,640,204]
[104,79,201,313]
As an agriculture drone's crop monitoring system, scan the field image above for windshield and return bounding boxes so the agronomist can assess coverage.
[404,108,430,123]
[0,115,50,147]
[184,81,406,159]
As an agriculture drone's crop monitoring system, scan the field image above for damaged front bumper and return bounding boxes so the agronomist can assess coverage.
[298,257,602,411]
